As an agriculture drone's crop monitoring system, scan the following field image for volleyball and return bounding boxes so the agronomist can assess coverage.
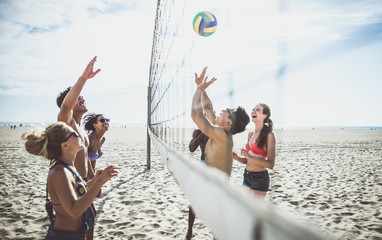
[192,11,218,37]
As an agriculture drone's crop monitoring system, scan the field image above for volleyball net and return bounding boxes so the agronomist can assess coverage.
[147,0,325,239]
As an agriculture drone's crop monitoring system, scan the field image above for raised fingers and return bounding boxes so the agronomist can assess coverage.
[205,77,217,86]
[195,67,207,81]
[93,68,101,75]
[199,66,207,80]
[90,56,97,64]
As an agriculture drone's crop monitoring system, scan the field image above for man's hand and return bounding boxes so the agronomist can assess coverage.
[233,152,240,160]
[80,56,101,81]
[195,66,208,85]
[195,67,217,91]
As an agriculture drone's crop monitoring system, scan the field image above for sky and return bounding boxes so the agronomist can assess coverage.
[0,0,382,128]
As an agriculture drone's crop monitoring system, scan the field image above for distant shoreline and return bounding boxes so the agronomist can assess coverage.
[0,122,381,130]
[0,122,146,128]
[277,126,382,130]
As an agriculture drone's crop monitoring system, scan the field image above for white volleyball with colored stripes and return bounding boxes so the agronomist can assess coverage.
[192,11,218,37]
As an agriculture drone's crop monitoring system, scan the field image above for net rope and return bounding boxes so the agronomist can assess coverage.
[148,0,325,239]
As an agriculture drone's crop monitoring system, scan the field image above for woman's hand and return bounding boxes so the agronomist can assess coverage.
[98,165,120,185]
[240,148,250,158]
[233,151,247,164]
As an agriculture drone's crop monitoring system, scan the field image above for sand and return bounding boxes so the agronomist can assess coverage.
[0,126,381,239]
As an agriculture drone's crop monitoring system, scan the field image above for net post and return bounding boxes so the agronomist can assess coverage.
[147,86,152,170]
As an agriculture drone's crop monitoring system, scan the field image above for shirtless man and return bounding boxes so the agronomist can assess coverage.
[56,56,100,180]
[56,56,101,240]
[191,66,250,176]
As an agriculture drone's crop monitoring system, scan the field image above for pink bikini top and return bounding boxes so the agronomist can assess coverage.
[245,134,267,157]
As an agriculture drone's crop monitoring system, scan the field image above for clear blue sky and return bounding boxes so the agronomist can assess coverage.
[0,0,381,127]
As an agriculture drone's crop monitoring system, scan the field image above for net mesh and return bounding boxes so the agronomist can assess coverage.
[147,0,324,239]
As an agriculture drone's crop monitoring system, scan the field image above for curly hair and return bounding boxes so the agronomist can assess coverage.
[230,106,250,135]
[22,122,69,163]
[83,113,103,132]
[257,103,273,149]
[56,87,72,108]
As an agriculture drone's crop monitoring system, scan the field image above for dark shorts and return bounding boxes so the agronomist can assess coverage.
[243,169,270,192]
[45,224,86,240]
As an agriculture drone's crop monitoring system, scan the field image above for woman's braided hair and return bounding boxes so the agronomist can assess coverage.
[83,113,103,133]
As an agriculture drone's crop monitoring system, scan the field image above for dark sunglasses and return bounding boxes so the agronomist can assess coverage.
[225,108,233,120]
[98,118,110,123]
[63,131,79,142]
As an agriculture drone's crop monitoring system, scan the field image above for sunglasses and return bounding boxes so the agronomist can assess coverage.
[63,131,79,142]
[97,118,110,123]
[225,108,233,120]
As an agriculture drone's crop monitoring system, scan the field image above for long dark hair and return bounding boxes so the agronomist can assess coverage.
[257,103,273,149]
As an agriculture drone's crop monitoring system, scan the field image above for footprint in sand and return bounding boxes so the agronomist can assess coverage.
[97,219,116,224]
[360,201,377,205]
[142,209,157,215]
[115,222,130,227]
[131,200,144,205]
[151,223,160,228]
[288,200,301,206]
[128,233,147,239]
[121,200,132,205]
[340,212,354,216]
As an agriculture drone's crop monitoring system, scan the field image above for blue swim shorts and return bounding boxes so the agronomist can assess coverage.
[243,169,269,192]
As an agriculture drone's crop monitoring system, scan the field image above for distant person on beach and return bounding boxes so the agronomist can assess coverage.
[56,56,100,239]
[83,113,110,173]
[233,103,276,199]
[191,66,250,176]
[22,122,119,240]
[185,129,209,240]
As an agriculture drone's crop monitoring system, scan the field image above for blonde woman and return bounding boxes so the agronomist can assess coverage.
[23,122,119,240]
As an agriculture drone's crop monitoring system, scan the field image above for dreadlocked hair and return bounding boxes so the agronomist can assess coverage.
[83,113,103,132]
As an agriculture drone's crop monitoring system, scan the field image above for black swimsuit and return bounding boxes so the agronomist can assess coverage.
[45,161,95,231]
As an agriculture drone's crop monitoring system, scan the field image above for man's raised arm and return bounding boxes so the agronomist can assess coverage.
[202,90,216,124]
[58,56,101,123]
[191,67,217,137]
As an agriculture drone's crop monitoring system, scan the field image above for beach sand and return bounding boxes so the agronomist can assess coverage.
[0,126,381,239]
